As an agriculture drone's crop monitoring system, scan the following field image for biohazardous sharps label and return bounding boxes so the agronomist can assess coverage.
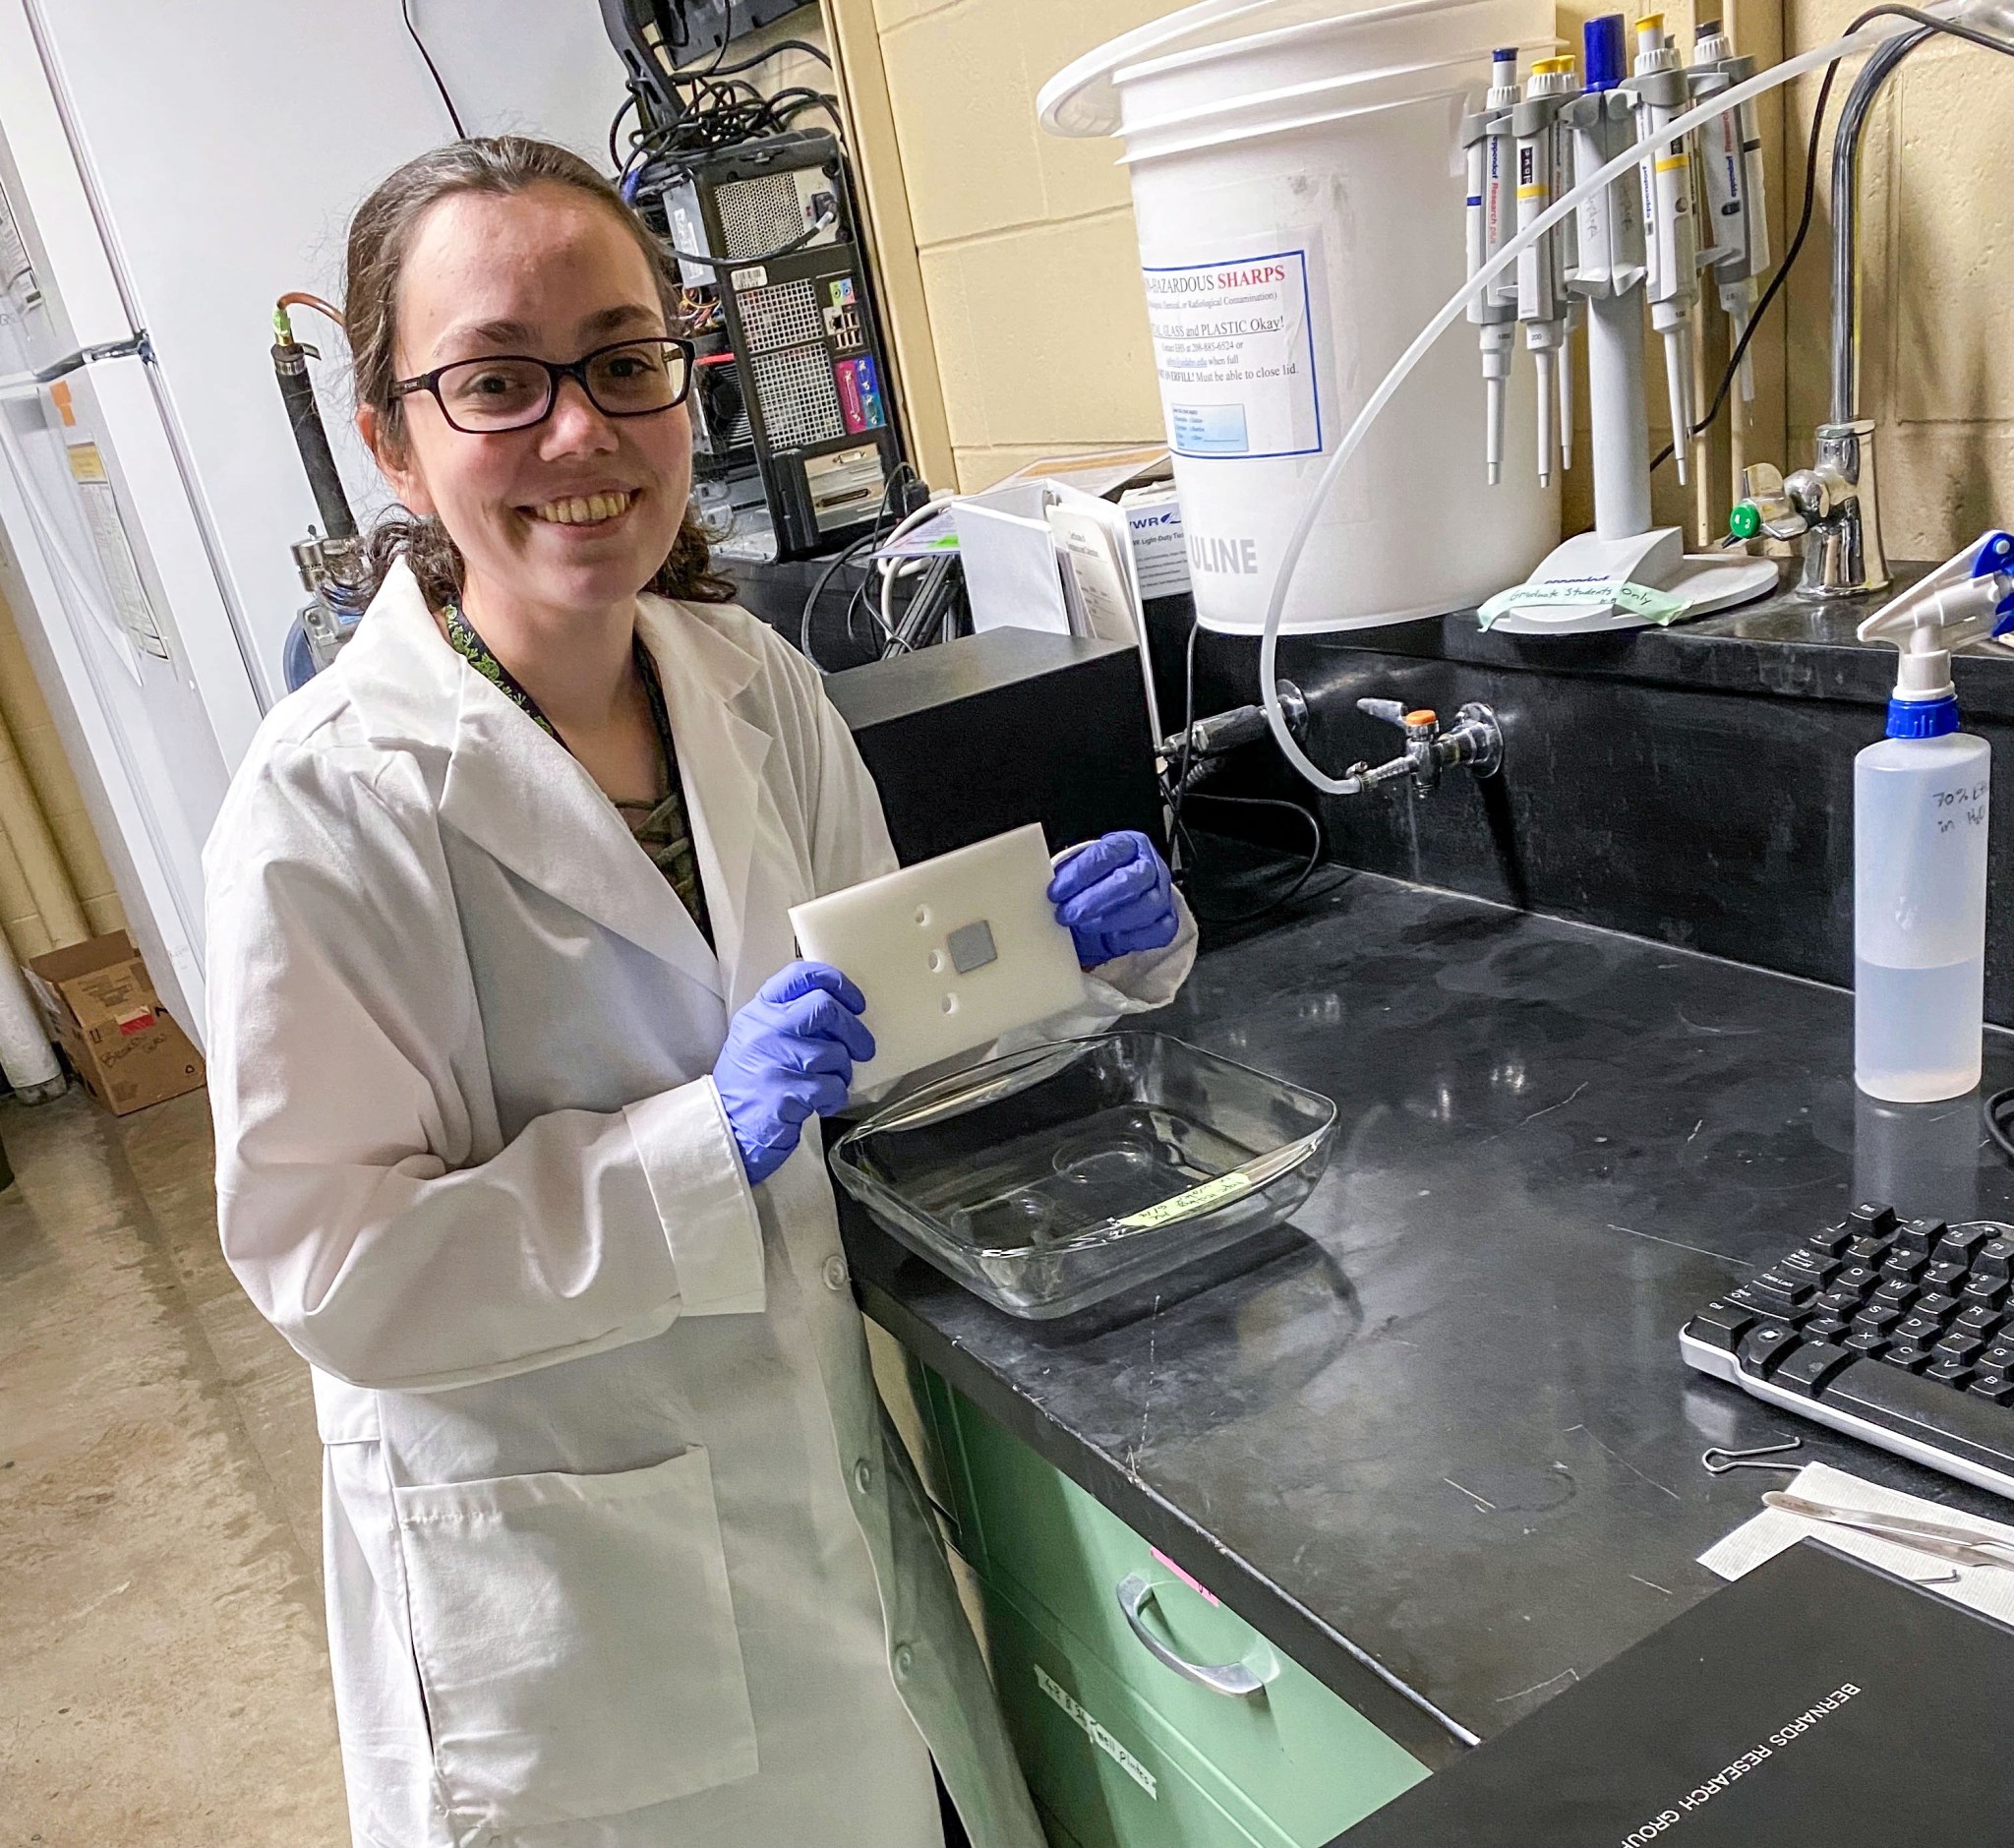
[1144,251,1322,460]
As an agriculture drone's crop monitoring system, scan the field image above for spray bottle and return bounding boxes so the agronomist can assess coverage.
[1854,532,2014,1101]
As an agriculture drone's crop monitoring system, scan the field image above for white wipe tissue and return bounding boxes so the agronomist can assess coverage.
[1699,1460,2014,1625]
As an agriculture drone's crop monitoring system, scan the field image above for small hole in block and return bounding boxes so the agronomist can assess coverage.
[915,906,931,926]
[927,951,946,973]
[940,993,958,1014]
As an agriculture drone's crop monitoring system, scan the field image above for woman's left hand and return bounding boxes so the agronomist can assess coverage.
[1049,831,1179,969]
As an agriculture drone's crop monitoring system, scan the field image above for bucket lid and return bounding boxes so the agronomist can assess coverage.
[1103,0,1552,156]
[1039,0,1442,136]
[1113,47,1510,162]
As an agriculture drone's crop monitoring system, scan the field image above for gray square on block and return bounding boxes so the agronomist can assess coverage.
[945,920,998,976]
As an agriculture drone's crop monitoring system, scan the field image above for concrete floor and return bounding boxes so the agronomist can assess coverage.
[0,1085,349,1846]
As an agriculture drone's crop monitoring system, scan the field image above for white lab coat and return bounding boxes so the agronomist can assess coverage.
[205,561,1195,1848]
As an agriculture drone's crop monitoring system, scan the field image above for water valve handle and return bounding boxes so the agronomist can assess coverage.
[1357,697,1438,732]
[1352,698,1504,795]
[1732,461,1841,543]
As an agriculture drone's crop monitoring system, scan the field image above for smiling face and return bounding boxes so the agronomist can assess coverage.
[359,180,692,625]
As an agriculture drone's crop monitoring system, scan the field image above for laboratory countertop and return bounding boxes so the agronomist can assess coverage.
[1305,562,2014,714]
[836,866,2014,1771]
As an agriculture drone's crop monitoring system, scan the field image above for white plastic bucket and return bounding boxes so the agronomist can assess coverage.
[1039,0,1559,633]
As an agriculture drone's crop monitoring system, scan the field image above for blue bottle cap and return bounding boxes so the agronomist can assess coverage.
[1887,693,1961,739]
[1583,15,1628,90]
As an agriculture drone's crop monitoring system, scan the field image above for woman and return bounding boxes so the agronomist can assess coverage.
[205,138,1193,1848]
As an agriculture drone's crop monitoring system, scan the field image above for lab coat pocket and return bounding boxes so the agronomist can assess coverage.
[391,1446,757,1830]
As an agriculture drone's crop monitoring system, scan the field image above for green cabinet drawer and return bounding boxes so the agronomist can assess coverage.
[1034,1799,1092,1848]
[983,1573,1280,1848]
[920,1374,1427,1847]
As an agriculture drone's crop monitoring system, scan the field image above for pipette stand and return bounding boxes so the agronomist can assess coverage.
[1491,532,1779,634]
[1487,287,1776,634]
[1485,27,1778,637]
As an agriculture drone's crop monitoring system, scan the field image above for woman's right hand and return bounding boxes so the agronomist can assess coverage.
[713,961,875,1184]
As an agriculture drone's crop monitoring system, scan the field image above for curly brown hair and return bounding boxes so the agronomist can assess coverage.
[344,135,733,609]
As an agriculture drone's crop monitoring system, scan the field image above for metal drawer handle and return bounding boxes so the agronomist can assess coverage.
[1115,1573,1265,1699]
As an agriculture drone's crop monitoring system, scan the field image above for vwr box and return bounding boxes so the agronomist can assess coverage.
[27,930,205,1114]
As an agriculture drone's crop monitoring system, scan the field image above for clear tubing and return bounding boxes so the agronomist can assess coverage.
[1260,21,1909,795]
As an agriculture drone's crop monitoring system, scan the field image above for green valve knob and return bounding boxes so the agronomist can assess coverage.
[1728,502,1762,542]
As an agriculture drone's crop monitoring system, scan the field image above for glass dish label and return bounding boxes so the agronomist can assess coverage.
[1117,1169,1255,1231]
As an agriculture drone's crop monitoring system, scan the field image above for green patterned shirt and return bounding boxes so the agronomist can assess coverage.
[444,602,714,947]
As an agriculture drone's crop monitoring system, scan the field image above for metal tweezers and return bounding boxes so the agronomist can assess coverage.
[1764,1492,2014,1571]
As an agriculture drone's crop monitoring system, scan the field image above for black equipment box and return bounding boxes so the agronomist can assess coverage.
[823,629,1165,867]
[600,0,812,69]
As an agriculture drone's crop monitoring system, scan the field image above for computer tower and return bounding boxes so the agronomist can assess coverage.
[643,131,905,560]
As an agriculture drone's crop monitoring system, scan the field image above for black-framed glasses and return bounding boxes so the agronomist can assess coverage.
[391,336,695,434]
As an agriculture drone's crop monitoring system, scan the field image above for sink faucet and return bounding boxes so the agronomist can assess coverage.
[1343,700,1504,797]
[1728,29,1930,599]
[1733,440,1885,598]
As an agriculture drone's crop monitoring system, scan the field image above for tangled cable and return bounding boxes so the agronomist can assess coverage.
[612,30,842,190]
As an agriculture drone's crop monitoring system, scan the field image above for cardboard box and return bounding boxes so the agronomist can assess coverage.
[26,931,205,1115]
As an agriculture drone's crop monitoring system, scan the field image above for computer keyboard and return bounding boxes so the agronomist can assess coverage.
[1680,1204,2014,1500]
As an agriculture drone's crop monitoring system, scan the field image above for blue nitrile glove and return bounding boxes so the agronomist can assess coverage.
[713,961,875,1184]
[1048,830,1179,968]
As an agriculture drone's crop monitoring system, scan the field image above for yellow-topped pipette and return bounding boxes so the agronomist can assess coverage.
[1513,55,1581,484]
[1629,12,1699,484]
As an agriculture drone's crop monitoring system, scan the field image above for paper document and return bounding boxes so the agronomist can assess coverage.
[1120,481,1188,599]
[1042,481,1163,743]
[1045,491,1135,644]
[952,498,1072,636]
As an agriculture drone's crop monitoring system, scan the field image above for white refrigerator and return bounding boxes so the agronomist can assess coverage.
[0,0,626,1039]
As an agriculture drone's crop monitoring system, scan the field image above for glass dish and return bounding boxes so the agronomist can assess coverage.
[829,1031,1336,1319]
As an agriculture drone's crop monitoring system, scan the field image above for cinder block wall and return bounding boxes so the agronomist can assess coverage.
[855,0,1999,560]
[1783,0,2014,559]
[867,0,1170,490]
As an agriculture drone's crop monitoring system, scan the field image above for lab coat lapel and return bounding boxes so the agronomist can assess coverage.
[337,563,726,997]
[634,597,785,1011]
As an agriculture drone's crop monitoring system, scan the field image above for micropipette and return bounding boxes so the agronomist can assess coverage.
[1565,13,1652,538]
[1514,56,1580,485]
[1550,57,1584,475]
[1462,48,1522,485]
[1690,19,1772,413]
[1629,13,1700,486]
[1522,60,1586,483]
